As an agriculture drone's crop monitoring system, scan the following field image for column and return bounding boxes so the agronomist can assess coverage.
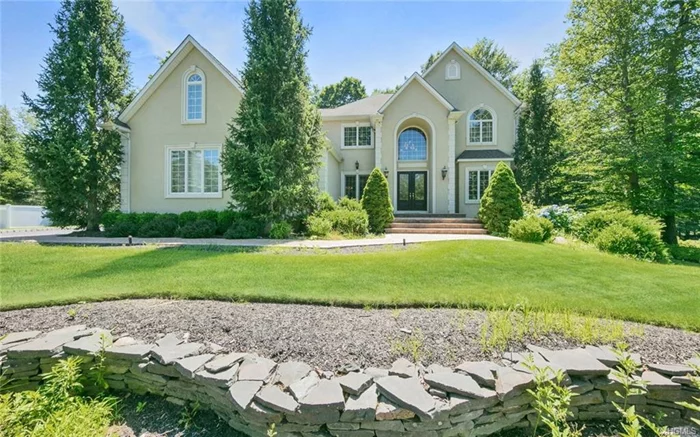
[447,117,456,213]
[373,116,383,170]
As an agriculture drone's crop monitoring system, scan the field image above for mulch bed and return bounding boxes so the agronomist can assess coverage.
[2,299,698,369]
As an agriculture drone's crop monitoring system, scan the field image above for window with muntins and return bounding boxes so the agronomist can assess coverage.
[466,169,494,201]
[186,74,203,121]
[168,147,220,196]
[398,127,427,161]
[342,125,372,148]
[344,174,370,200]
[446,60,461,80]
[468,108,494,143]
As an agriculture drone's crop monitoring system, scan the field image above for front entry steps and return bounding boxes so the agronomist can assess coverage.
[386,215,487,235]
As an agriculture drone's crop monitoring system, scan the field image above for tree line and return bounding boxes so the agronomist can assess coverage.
[6,0,698,243]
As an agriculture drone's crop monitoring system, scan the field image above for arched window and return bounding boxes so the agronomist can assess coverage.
[398,127,427,161]
[468,108,494,144]
[446,60,461,80]
[183,68,205,123]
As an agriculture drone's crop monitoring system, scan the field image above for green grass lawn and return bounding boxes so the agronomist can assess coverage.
[1,241,698,331]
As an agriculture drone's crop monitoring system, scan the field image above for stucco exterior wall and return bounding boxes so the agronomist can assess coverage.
[424,50,518,158]
[457,160,513,218]
[126,47,242,213]
[379,80,451,213]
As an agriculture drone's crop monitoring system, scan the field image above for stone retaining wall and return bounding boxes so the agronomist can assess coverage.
[1,326,698,437]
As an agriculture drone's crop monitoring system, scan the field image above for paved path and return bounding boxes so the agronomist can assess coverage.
[0,229,501,248]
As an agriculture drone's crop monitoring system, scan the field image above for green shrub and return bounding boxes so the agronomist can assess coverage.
[216,210,240,235]
[669,241,700,264]
[573,210,668,262]
[315,192,337,213]
[137,216,178,238]
[178,211,199,227]
[269,221,293,239]
[197,209,219,223]
[509,216,554,243]
[306,215,332,237]
[0,357,117,437]
[538,205,581,233]
[104,220,139,237]
[224,219,261,239]
[338,197,363,212]
[100,211,122,228]
[176,219,217,239]
[322,208,369,236]
[361,168,394,234]
[478,162,524,235]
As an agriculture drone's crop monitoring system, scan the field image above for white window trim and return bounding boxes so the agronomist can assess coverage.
[340,171,371,200]
[464,167,495,204]
[164,143,222,199]
[445,59,461,80]
[397,126,429,162]
[182,66,206,125]
[466,104,497,146]
[341,122,373,149]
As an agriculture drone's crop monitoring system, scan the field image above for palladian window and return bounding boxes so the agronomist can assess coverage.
[398,127,427,161]
[468,108,494,144]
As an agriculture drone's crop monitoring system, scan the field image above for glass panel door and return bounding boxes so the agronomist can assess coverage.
[413,172,427,211]
[397,171,428,211]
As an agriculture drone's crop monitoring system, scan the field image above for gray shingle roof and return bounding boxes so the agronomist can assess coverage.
[319,94,392,118]
[456,149,513,161]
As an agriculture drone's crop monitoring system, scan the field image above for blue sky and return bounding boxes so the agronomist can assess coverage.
[1,0,571,111]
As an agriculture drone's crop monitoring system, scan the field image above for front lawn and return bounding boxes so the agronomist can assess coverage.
[1,241,698,331]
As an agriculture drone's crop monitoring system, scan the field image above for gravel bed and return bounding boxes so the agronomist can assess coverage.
[1,299,699,369]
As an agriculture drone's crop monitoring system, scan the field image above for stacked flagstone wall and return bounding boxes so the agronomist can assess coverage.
[1,326,698,437]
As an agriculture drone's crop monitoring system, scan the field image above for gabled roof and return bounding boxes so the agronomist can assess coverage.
[423,42,521,106]
[118,35,244,123]
[378,73,455,114]
[319,94,392,119]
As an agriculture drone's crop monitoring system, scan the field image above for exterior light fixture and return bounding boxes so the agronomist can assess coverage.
[441,166,448,180]
[355,160,360,171]
[383,167,389,178]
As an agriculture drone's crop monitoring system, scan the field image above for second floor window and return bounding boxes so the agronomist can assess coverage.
[342,124,372,148]
[183,68,205,123]
[469,108,494,144]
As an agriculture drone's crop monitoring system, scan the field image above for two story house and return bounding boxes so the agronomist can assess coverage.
[107,36,521,218]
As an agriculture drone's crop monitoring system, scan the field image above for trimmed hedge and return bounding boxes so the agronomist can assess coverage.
[224,219,261,239]
[137,215,178,238]
[478,162,524,236]
[361,168,394,234]
[176,219,217,239]
[508,216,554,243]
[269,221,293,239]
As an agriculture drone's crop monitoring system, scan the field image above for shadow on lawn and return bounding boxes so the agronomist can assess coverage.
[75,245,264,280]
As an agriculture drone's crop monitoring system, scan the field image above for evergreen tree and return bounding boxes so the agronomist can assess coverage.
[360,168,394,234]
[514,62,561,205]
[222,0,324,223]
[0,106,36,204]
[23,0,131,230]
[478,162,524,235]
[316,77,367,108]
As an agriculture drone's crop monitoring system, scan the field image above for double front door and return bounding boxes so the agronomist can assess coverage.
[397,171,427,211]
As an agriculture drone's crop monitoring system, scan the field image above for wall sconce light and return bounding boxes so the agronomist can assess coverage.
[441,166,448,180]
[355,161,360,171]
[383,167,389,178]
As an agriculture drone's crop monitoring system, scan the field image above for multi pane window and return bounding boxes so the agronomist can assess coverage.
[342,125,372,148]
[344,174,370,200]
[169,147,220,196]
[398,128,427,161]
[466,169,494,201]
[186,73,203,121]
[468,109,494,143]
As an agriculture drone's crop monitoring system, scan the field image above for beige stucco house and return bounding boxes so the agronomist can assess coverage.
[107,36,521,218]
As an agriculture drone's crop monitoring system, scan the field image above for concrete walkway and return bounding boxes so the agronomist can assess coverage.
[0,229,501,248]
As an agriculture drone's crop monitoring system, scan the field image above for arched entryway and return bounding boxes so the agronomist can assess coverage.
[394,114,435,212]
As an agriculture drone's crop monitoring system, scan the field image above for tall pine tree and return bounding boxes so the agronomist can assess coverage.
[222,0,324,223]
[0,106,36,204]
[23,0,130,230]
[513,62,560,205]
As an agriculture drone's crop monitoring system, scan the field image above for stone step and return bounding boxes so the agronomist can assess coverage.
[388,222,484,229]
[392,218,480,224]
[385,227,488,235]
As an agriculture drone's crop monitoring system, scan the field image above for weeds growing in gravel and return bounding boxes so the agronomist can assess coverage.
[525,356,582,437]
[135,401,147,414]
[479,305,642,353]
[178,400,200,430]
[390,328,429,363]
[0,357,117,437]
